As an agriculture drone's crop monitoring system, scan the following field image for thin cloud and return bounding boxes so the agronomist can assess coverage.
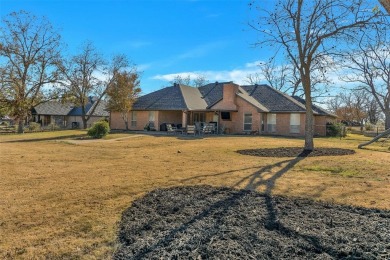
[151,66,265,85]
[178,41,227,60]
[114,40,152,50]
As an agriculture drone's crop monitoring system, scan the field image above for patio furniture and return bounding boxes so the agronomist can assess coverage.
[166,124,177,134]
[145,121,156,131]
[166,123,184,134]
[195,122,202,135]
[201,123,214,135]
[186,125,196,135]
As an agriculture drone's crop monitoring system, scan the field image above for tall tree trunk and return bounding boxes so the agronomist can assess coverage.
[302,76,314,151]
[385,110,390,129]
[17,118,24,134]
[121,112,129,131]
[82,117,88,129]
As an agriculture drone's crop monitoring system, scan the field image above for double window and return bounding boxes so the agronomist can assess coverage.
[267,113,276,132]
[193,112,206,122]
[131,111,137,127]
[290,113,300,133]
[148,111,156,122]
[244,113,252,131]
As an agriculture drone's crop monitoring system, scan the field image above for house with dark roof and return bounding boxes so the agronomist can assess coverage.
[110,82,336,136]
[31,98,109,129]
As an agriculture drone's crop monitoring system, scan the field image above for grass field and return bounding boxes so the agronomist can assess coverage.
[0,130,389,259]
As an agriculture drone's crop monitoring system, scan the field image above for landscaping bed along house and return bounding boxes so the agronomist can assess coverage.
[115,185,390,259]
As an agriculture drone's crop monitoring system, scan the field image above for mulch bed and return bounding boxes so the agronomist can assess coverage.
[237,147,356,157]
[114,186,390,259]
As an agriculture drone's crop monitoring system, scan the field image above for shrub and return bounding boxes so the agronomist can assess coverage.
[28,122,41,132]
[46,122,60,131]
[365,123,374,131]
[87,120,110,139]
[326,123,347,138]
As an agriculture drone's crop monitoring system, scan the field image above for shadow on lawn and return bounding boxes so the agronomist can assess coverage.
[117,150,344,259]
[1,134,88,143]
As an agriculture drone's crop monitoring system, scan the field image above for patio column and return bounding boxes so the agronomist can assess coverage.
[182,111,188,127]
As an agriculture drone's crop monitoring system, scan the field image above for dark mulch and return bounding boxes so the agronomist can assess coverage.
[114,186,390,260]
[237,147,356,157]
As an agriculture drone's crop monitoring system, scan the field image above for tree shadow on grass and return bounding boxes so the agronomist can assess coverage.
[116,150,348,258]
[1,134,88,143]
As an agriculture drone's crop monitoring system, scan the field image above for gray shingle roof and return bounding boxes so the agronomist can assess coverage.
[33,100,108,117]
[236,87,269,112]
[68,101,109,117]
[130,82,333,116]
[133,84,188,110]
[291,96,336,117]
[241,85,306,112]
[33,101,74,115]
[198,82,228,108]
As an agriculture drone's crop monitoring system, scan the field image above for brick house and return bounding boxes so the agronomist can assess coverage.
[110,82,336,136]
[31,99,109,129]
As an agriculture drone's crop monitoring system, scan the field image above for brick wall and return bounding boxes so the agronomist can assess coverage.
[110,111,151,130]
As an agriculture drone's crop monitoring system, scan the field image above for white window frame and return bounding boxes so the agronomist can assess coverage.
[267,113,276,132]
[131,111,137,127]
[243,113,252,131]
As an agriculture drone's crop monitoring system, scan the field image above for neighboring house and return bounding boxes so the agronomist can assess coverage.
[110,82,336,136]
[31,98,109,129]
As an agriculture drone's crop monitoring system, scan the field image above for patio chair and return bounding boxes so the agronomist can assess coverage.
[201,123,214,135]
[186,125,196,135]
[166,123,177,134]
[147,121,156,131]
[195,122,202,135]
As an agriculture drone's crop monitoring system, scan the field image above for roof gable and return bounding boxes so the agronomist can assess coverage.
[241,85,306,112]
[133,84,187,110]
[180,85,207,110]
[236,87,269,112]
[198,82,227,108]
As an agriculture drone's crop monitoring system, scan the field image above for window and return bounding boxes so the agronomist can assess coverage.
[131,111,137,127]
[244,113,252,131]
[261,113,265,131]
[290,113,300,133]
[194,112,205,122]
[148,111,155,122]
[221,112,231,120]
[267,113,276,132]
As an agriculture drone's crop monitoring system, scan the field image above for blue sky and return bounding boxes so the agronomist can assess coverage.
[0,0,271,94]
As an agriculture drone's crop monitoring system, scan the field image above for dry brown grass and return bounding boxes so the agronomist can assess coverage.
[0,131,389,259]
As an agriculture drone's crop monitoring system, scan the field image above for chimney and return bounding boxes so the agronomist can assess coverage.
[222,83,238,104]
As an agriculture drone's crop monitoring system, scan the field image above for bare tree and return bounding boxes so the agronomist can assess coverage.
[170,74,209,87]
[170,75,191,86]
[192,74,209,87]
[59,42,129,129]
[328,90,381,126]
[106,68,141,130]
[256,60,303,96]
[249,0,384,150]
[245,72,263,85]
[341,23,390,129]
[0,11,62,133]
